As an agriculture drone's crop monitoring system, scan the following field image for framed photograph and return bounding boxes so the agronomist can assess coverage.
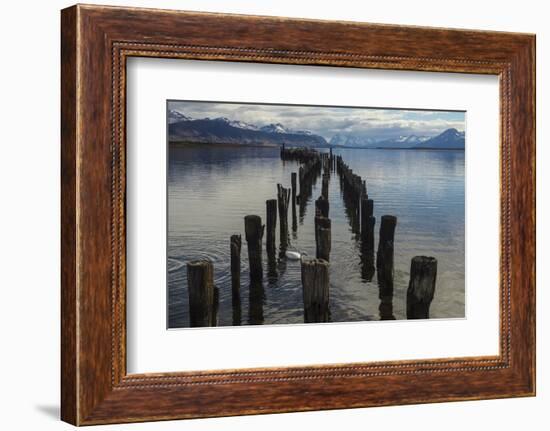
[61,4,535,425]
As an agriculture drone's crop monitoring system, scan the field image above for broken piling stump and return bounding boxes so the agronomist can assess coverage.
[301,258,330,323]
[407,256,438,319]
[315,195,329,218]
[187,260,216,327]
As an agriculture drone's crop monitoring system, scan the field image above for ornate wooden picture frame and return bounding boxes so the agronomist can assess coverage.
[61,4,535,425]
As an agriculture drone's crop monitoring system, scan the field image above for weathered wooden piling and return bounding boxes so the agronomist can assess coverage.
[301,258,330,323]
[360,241,376,282]
[315,195,329,218]
[316,219,331,261]
[266,200,278,280]
[279,150,321,222]
[230,234,241,291]
[230,234,242,325]
[407,256,437,319]
[361,198,375,246]
[379,291,395,320]
[291,172,297,203]
[298,166,304,200]
[322,173,329,199]
[267,251,278,281]
[277,184,291,251]
[337,157,366,234]
[291,172,297,232]
[244,215,264,281]
[266,199,277,255]
[187,260,216,327]
[376,215,397,283]
[212,286,220,326]
[323,154,330,175]
[249,278,265,325]
[360,212,376,282]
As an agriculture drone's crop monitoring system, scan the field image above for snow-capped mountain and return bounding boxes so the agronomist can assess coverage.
[211,117,258,130]
[329,133,379,147]
[415,128,465,149]
[225,119,259,131]
[375,134,432,148]
[260,123,291,134]
[168,109,192,124]
[257,123,312,135]
[393,135,431,144]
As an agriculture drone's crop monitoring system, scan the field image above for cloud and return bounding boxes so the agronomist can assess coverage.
[168,100,465,140]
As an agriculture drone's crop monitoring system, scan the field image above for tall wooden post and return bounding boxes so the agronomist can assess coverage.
[298,166,304,203]
[376,215,397,284]
[265,199,277,255]
[407,256,437,319]
[244,215,264,281]
[291,172,297,205]
[291,172,297,233]
[230,234,242,325]
[249,278,265,325]
[315,216,331,261]
[301,258,330,323]
[187,260,216,327]
[361,198,374,240]
[277,184,291,251]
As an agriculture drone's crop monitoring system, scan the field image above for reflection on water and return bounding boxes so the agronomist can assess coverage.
[168,145,465,328]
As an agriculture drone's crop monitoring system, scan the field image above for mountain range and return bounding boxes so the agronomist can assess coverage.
[168,110,465,150]
[330,133,432,148]
[168,110,328,147]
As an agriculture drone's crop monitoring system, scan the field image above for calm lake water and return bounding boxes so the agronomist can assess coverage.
[168,145,465,328]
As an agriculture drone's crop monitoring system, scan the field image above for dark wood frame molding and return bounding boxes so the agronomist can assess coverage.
[61,4,535,425]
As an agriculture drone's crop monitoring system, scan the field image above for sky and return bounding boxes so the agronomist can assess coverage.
[168,100,465,141]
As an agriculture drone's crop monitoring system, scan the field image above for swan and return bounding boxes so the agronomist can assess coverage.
[285,250,307,260]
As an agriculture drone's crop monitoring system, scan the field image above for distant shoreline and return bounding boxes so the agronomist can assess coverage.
[373,147,464,151]
[169,141,279,148]
[169,141,464,151]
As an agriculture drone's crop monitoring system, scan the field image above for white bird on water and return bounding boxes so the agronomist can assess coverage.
[285,250,307,260]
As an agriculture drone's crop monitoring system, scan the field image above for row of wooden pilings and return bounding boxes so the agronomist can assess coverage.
[335,155,438,320]
[186,146,438,327]
[283,146,333,322]
[186,146,328,326]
